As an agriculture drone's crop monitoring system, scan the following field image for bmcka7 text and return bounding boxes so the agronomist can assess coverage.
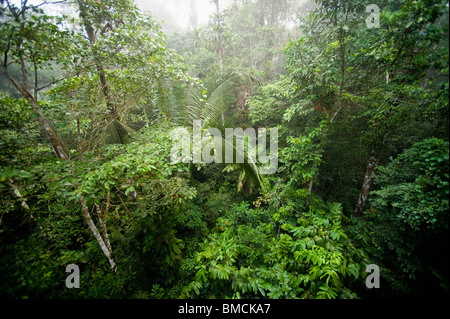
[178,303,271,316]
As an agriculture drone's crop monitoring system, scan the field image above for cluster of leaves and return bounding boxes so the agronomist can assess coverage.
[182,197,369,299]
[0,93,43,166]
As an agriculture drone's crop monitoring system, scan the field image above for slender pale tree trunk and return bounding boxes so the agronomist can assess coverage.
[29,98,68,160]
[9,179,29,211]
[9,179,44,231]
[354,151,380,217]
[3,56,118,278]
[80,196,117,274]
[0,5,68,160]
[74,0,122,277]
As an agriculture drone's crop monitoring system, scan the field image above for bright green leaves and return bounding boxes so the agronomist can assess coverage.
[182,228,239,298]
[45,0,197,150]
[0,123,196,220]
[280,124,326,188]
[76,125,196,202]
[0,122,200,298]
[247,80,289,128]
[285,202,367,299]
[0,93,41,166]
[184,199,368,299]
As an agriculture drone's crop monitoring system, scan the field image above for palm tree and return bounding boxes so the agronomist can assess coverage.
[162,67,266,193]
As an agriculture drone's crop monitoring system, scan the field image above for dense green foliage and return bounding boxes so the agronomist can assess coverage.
[0,0,448,299]
[365,138,449,297]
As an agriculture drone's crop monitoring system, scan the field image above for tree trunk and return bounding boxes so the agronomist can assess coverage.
[354,132,388,217]
[9,179,30,211]
[354,151,381,217]
[1,0,66,160]
[76,0,112,111]
[212,0,224,77]
[29,98,68,160]
[80,196,117,274]
[75,0,126,144]
[265,0,279,69]
[2,64,68,160]
[9,179,44,231]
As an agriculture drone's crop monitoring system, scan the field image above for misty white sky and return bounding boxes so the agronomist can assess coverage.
[135,0,234,30]
[9,0,234,30]
[8,0,315,31]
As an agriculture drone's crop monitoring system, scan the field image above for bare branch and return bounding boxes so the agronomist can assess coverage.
[36,71,81,92]
[34,0,68,8]
[8,179,43,230]
[81,195,117,274]
[9,179,30,211]
[6,59,20,67]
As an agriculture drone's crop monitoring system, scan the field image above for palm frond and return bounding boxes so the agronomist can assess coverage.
[201,132,265,193]
[104,119,135,144]
[200,70,259,128]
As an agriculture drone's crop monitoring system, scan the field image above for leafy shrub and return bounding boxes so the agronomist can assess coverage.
[182,200,370,299]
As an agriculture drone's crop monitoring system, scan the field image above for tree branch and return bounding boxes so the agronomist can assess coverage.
[95,201,114,261]
[36,71,81,92]
[33,57,38,100]
[80,195,117,274]
[3,42,10,68]
[9,179,30,211]
[8,179,45,230]
[1,60,26,94]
